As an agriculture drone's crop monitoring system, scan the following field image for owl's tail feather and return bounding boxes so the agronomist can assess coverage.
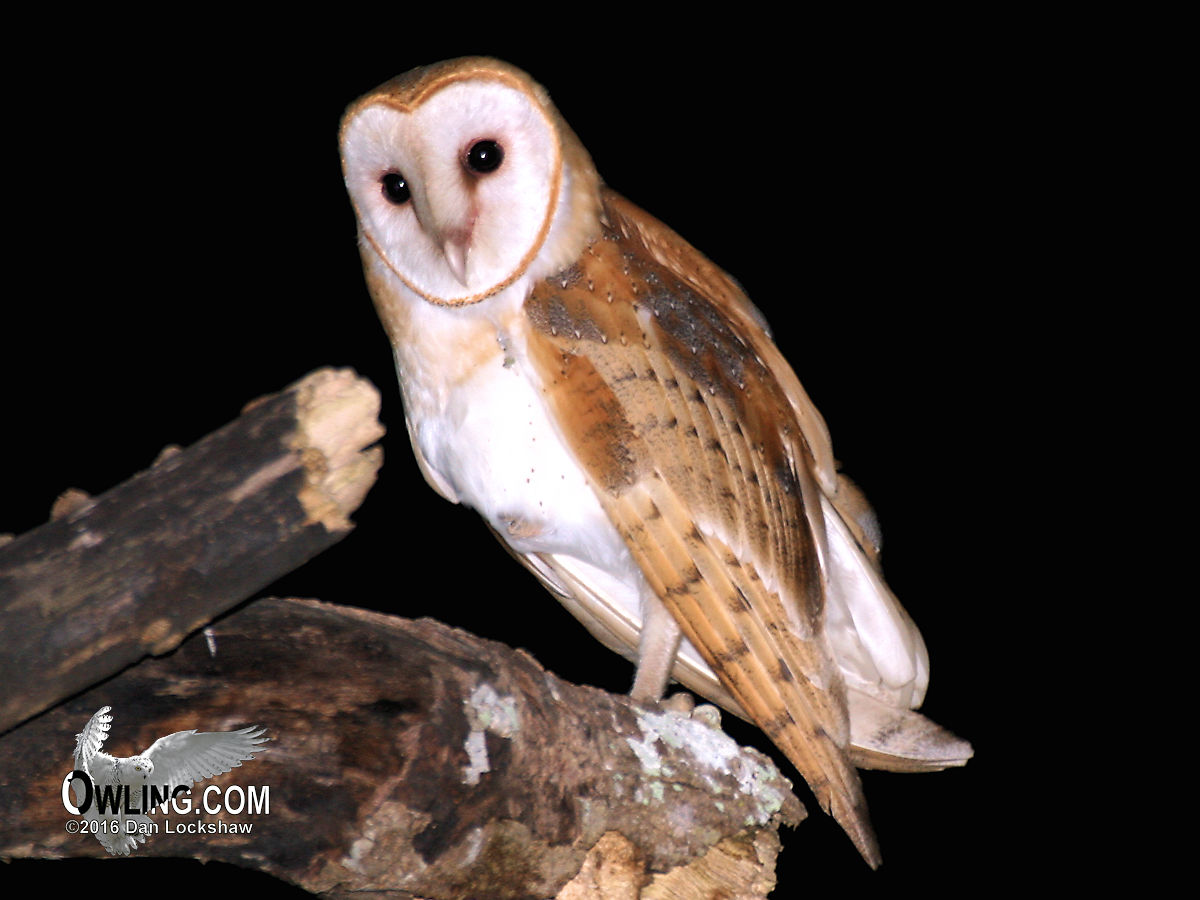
[848,691,974,772]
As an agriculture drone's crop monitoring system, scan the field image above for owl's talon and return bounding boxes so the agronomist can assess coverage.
[690,703,722,730]
[658,694,721,730]
[659,692,695,715]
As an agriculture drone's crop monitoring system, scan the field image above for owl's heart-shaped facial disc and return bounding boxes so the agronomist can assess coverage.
[341,72,564,305]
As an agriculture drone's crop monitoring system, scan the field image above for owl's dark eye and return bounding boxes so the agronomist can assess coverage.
[381,171,411,205]
[465,140,504,174]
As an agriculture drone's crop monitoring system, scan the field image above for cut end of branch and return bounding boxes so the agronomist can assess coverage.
[49,488,94,521]
[287,368,385,531]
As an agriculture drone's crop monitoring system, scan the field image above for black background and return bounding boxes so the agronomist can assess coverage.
[4,12,1045,895]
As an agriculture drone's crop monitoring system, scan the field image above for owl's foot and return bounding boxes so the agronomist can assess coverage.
[689,702,723,730]
[657,692,721,729]
[660,691,695,715]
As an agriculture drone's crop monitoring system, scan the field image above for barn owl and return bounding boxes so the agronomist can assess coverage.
[71,706,268,855]
[339,57,972,867]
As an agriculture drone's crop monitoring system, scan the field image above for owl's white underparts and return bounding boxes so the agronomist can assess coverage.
[339,56,972,868]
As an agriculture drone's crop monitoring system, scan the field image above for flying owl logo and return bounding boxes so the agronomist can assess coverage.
[69,706,268,855]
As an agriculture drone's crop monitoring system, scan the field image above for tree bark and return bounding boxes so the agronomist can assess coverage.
[0,597,803,899]
[0,367,384,733]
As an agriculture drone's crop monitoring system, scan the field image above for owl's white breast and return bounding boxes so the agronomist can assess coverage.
[389,279,641,588]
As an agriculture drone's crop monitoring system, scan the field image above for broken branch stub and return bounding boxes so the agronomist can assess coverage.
[0,368,384,733]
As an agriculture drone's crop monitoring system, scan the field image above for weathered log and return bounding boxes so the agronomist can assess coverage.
[0,597,803,898]
[0,368,384,733]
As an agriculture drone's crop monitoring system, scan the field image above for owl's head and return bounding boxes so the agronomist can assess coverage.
[129,755,154,778]
[340,58,601,306]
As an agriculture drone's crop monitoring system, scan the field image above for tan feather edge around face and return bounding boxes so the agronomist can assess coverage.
[339,57,602,307]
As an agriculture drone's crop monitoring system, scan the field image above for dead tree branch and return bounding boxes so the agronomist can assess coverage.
[0,597,803,899]
[0,368,384,733]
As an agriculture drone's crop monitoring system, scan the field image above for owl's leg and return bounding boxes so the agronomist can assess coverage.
[630,592,683,702]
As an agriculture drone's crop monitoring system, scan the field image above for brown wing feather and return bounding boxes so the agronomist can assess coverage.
[602,191,840,499]
[523,189,881,866]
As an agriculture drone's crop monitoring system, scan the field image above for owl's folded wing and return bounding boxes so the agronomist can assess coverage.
[605,190,972,775]
[522,192,881,866]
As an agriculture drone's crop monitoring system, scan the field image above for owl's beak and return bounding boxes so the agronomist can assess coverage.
[415,181,475,290]
[413,179,475,288]
[441,231,471,288]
